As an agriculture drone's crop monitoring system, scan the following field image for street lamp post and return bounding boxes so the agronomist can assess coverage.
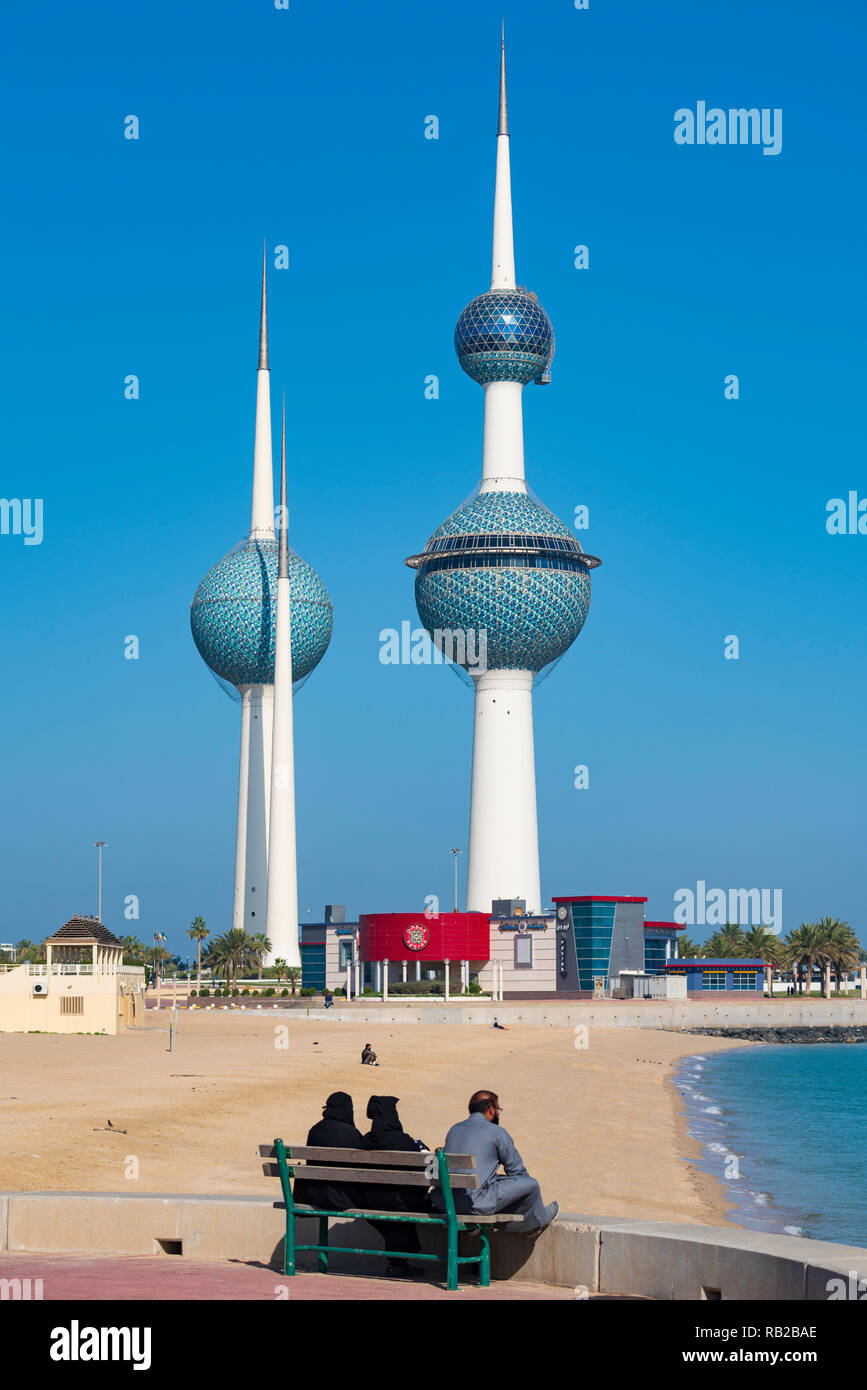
[450,848,462,913]
[94,842,106,923]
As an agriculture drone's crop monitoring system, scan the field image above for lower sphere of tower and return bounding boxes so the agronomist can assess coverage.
[413,491,591,673]
[190,538,333,687]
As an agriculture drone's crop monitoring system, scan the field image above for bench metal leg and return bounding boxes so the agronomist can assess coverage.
[446,1214,458,1292]
[479,1229,490,1288]
[285,1213,296,1278]
[318,1215,329,1274]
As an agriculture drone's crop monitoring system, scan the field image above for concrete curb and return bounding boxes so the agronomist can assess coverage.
[2,1193,866,1299]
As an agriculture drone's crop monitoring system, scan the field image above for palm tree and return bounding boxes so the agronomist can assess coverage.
[250,933,272,981]
[818,918,862,996]
[272,957,288,984]
[285,966,302,997]
[784,923,825,996]
[187,917,209,988]
[676,934,703,959]
[705,923,745,958]
[204,930,258,991]
[148,944,172,984]
[121,935,146,965]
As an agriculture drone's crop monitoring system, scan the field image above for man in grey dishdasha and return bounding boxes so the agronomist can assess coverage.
[438,1090,558,1234]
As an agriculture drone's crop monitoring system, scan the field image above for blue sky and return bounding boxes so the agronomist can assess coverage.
[1,0,864,958]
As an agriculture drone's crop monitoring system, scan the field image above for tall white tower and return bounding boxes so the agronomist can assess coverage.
[235,248,276,934]
[265,401,301,965]
[190,255,333,946]
[407,36,600,915]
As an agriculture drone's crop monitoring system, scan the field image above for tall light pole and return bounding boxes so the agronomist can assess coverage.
[94,842,106,922]
[450,848,462,913]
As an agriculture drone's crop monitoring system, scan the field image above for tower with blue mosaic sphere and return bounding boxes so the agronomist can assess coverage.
[406,37,600,914]
[190,254,332,956]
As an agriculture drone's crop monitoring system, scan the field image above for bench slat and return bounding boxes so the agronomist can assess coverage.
[291,1165,479,1190]
[291,1206,525,1224]
[261,1144,474,1168]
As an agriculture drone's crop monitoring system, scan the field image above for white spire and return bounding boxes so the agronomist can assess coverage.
[250,243,276,540]
[490,27,516,291]
[265,397,300,967]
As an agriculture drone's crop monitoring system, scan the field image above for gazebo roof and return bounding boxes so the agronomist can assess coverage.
[46,915,123,948]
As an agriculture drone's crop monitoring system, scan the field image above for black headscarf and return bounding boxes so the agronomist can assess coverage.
[362,1096,423,1153]
[293,1091,365,1211]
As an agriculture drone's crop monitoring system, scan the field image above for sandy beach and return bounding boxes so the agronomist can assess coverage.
[0,1013,750,1224]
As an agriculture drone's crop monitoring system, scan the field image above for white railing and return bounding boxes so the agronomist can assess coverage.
[25,963,145,978]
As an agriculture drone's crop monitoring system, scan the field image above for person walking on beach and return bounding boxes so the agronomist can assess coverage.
[436,1090,558,1235]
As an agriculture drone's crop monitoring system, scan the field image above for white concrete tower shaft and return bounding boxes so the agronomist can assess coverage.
[265,401,300,965]
[233,252,276,933]
[466,34,541,915]
[481,34,526,496]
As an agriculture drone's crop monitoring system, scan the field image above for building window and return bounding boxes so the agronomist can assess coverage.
[60,996,84,1016]
[514,936,533,969]
[732,971,758,991]
[702,971,727,991]
[339,942,353,969]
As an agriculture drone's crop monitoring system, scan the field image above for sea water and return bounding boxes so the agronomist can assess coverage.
[675,1043,867,1247]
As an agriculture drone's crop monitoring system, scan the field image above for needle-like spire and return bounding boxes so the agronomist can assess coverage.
[491,28,516,290]
[278,394,289,579]
[258,240,269,371]
[498,22,509,136]
[250,247,276,539]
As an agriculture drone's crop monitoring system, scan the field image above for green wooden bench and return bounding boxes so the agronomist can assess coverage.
[260,1139,524,1290]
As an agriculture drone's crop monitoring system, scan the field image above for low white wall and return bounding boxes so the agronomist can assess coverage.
[317,1000,867,1028]
[2,1193,866,1300]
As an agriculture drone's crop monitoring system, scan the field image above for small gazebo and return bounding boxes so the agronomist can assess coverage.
[45,915,124,973]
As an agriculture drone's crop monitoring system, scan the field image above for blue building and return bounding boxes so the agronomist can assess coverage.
[665,959,766,996]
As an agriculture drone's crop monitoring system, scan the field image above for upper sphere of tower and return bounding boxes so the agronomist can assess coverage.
[455,289,554,385]
[190,538,333,688]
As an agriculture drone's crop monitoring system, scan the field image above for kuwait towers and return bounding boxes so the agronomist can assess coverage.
[190,256,333,962]
[406,37,600,914]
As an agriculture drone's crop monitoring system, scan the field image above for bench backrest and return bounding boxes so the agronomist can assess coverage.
[259,1142,479,1191]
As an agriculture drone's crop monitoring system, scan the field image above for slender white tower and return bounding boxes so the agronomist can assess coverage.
[234,247,276,934]
[265,400,300,965]
[191,256,334,941]
[407,34,600,916]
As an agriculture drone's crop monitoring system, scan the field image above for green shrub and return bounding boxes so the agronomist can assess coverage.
[198,987,210,997]
[241,988,250,996]
[265,987,276,996]
[389,981,442,996]
[361,987,381,997]
[467,981,482,995]
[281,988,289,997]
[189,989,197,997]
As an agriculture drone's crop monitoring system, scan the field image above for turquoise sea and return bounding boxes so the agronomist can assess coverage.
[675,1044,867,1248]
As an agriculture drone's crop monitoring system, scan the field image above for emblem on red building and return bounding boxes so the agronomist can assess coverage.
[403,923,429,951]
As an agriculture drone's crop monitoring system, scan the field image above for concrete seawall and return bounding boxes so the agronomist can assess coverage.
[2,1192,865,1300]
[315,1000,867,1028]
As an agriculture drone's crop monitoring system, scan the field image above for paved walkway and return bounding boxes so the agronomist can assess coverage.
[0,1252,574,1300]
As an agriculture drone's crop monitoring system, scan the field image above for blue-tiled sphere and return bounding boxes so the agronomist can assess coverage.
[455,290,554,385]
[414,491,591,673]
[190,538,333,687]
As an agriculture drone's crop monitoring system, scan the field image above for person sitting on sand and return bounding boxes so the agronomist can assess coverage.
[435,1090,558,1236]
[491,1016,508,1030]
[292,1091,365,1212]
[361,1042,379,1066]
[360,1095,429,1278]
